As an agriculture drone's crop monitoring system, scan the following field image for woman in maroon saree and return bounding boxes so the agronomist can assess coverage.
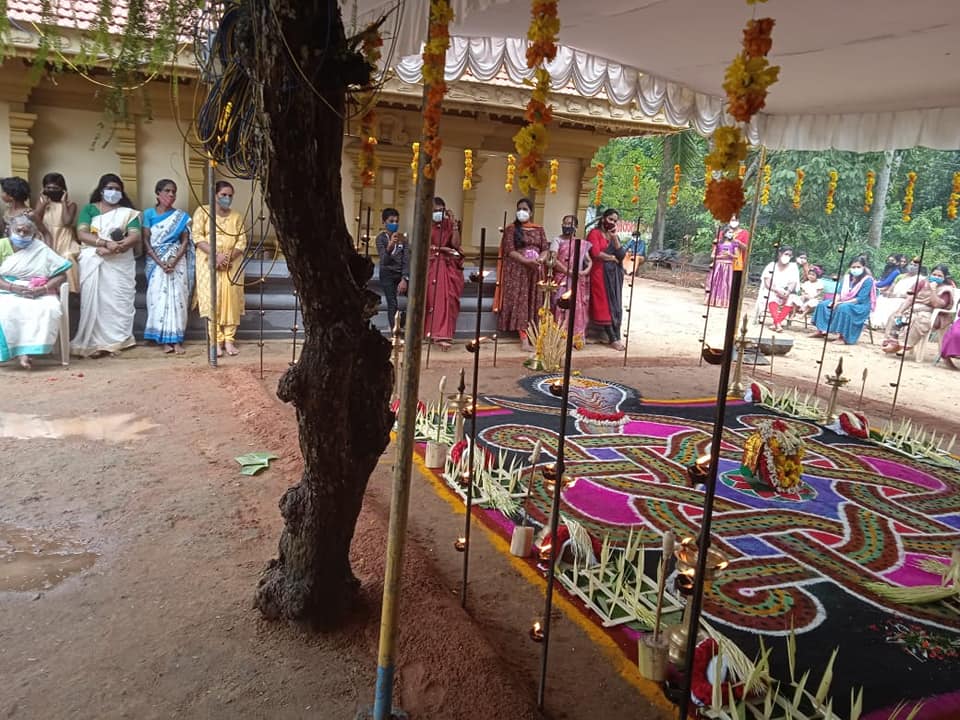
[495,197,548,350]
[425,197,464,350]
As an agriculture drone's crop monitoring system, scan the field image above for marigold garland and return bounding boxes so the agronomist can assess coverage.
[825,169,838,215]
[594,162,605,206]
[505,153,516,192]
[420,0,454,180]
[549,158,559,194]
[411,142,420,182]
[356,23,384,187]
[760,163,771,205]
[703,8,779,221]
[902,171,917,222]
[947,171,960,220]
[863,170,876,213]
[462,149,474,190]
[668,163,681,206]
[792,168,804,210]
[738,162,747,180]
[632,164,641,204]
[513,0,560,193]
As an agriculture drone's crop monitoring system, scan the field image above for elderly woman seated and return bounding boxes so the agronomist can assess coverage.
[0,216,71,369]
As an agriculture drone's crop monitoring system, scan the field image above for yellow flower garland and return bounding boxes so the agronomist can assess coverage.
[947,171,960,220]
[632,164,641,205]
[594,162,605,206]
[792,168,804,210]
[420,0,454,180]
[357,23,383,187]
[462,149,474,190]
[549,158,559,193]
[505,153,516,192]
[864,170,876,213]
[669,164,681,206]
[825,169,838,215]
[411,142,420,182]
[760,164,771,205]
[903,171,917,223]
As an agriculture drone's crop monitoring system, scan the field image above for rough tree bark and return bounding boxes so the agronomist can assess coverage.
[246,0,394,626]
[867,150,899,249]
[652,135,672,251]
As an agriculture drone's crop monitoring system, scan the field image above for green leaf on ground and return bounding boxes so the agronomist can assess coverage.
[235,452,278,466]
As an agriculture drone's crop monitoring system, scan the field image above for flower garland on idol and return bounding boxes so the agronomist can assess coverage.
[825,169,838,214]
[462,149,474,190]
[668,163,681,206]
[704,4,780,222]
[420,0,454,180]
[948,171,960,220]
[902,171,917,222]
[594,162,605,206]
[513,0,560,193]
[357,23,384,187]
[864,169,876,213]
[792,168,804,209]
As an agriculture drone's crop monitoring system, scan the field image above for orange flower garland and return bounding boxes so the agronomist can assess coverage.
[505,153,516,192]
[902,171,917,222]
[669,163,681,206]
[357,23,383,187]
[411,142,420,182]
[513,0,560,193]
[420,0,454,180]
[792,168,804,209]
[825,170,838,214]
[760,163,771,205]
[703,4,780,221]
[462,149,474,190]
[738,162,747,180]
[632,164,642,205]
[863,170,875,213]
[594,162,605,206]
[947,171,960,220]
[549,158,559,193]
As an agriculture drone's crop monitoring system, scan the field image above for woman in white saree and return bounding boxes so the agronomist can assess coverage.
[71,173,141,358]
[0,216,71,369]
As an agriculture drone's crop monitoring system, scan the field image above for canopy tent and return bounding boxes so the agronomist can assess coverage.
[357,0,960,151]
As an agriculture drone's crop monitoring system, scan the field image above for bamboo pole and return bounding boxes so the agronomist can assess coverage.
[207,158,218,368]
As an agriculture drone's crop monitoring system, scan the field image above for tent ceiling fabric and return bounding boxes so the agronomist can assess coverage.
[354,0,960,151]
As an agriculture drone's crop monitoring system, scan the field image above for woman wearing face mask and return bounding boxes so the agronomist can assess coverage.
[756,246,800,330]
[882,263,954,356]
[72,173,141,358]
[727,216,750,271]
[33,173,80,292]
[587,208,627,349]
[424,197,463,350]
[875,253,906,294]
[192,180,247,357]
[811,256,876,344]
[705,227,738,308]
[550,215,591,347]
[0,216,71,369]
[143,179,193,355]
[496,197,547,350]
[870,257,925,329]
[0,176,34,238]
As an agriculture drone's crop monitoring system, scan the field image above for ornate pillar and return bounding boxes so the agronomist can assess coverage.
[186,140,209,212]
[113,123,138,201]
[576,158,599,223]
[458,153,487,260]
[9,111,37,179]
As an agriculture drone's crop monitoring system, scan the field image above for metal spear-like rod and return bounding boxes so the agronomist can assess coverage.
[751,237,781,375]
[698,225,723,367]
[623,222,646,366]
[814,231,850,397]
[460,228,487,608]
[537,237,582,711]
[889,234,930,418]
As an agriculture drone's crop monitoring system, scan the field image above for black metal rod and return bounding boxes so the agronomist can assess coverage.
[355,199,363,253]
[676,269,743,720]
[364,205,372,259]
[889,235,929,417]
[460,228,486,609]
[623,221,645,367]
[258,224,265,380]
[751,238,781,375]
[290,290,299,367]
[207,159,218,368]
[814,232,850,396]
[537,237,582,711]
[699,224,722,367]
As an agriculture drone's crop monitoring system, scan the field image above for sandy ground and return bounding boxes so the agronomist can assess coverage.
[1,275,957,720]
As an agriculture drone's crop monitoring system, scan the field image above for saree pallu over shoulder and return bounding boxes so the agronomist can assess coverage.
[144,208,194,345]
[496,224,547,333]
[71,245,137,357]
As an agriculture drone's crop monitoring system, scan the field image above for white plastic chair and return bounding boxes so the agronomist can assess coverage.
[916,287,960,363]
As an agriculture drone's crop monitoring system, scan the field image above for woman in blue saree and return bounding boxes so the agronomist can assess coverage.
[811,256,876,344]
[143,179,193,354]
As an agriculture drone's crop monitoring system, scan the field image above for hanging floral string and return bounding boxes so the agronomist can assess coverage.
[420,0,454,180]
[902,171,917,222]
[669,163,681,206]
[356,23,384,187]
[594,162,605,206]
[505,153,516,192]
[738,162,747,180]
[704,9,780,221]
[947,171,960,220]
[549,158,559,193]
[632,164,642,205]
[513,0,560,193]
[760,164,771,205]
[410,142,420,182]
[792,168,804,210]
[462,149,473,190]
[825,170,838,214]
[863,170,875,213]
[702,163,711,201]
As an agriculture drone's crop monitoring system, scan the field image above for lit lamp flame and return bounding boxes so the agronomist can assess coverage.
[557,289,573,310]
[529,620,545,642]
[469,270,491,283]
[454,536,467,552]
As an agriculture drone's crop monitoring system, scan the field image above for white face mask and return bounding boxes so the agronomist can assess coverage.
[432,210,444,223]
[516,209,530,223]
[780,254,792,264]
[729,219,739,228]
[102,188,122,204]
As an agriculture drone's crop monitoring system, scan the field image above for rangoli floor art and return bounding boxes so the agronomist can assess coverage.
[414,375,960,718]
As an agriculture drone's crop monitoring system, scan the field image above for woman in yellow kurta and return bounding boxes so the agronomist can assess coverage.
[192,181,246,356]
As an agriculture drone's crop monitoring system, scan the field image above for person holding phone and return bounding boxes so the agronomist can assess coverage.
[33,172,80,292]
[375,207,408,331]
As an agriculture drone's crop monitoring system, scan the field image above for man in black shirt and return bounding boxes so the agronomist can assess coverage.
[375,207,408,330]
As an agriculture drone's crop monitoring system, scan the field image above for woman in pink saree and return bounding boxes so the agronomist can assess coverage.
[551,214,591,347]
[424,197,464,350]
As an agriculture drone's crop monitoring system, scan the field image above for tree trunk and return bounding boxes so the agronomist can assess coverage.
[652,136,672,251]
[249,0,394,626]
[867,150,898,249]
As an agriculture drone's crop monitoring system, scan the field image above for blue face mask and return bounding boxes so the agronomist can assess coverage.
[929,275,945,284]
[10,233,32,249]
[849,267,864,277]
[386,222,399,233]
[217,195,232,209]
